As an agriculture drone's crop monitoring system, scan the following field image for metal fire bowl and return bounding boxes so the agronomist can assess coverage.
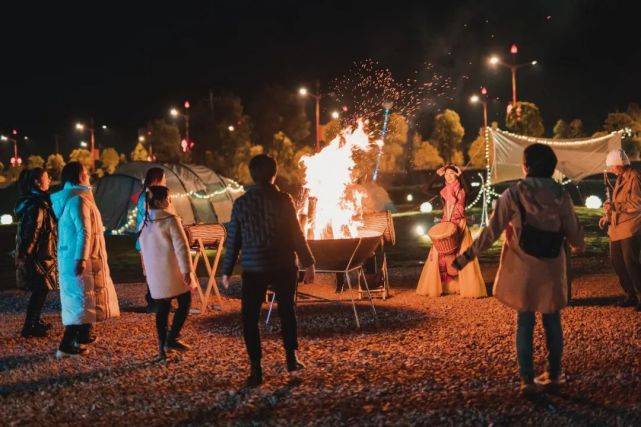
[306,229,382,272]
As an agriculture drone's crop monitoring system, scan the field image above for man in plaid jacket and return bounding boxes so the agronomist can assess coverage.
[222,154,315,388]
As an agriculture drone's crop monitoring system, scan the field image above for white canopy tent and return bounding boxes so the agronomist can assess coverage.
[490,128,623,184]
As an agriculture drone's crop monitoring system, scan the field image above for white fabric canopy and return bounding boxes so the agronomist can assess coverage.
[490,129,622,184]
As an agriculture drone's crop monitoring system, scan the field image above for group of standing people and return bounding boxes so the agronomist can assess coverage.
[12,144,641,394]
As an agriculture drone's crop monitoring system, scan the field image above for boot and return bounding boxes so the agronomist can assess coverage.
[246,362,263,388]
[165,338,191,352]
[286,350,306,372]
[21,321,49,338]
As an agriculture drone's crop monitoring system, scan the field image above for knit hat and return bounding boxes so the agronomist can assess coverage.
[605,149,631,167]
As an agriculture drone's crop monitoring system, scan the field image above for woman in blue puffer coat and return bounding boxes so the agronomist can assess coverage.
[51,161,120,358]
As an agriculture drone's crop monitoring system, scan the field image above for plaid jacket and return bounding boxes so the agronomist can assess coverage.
[221,183,314,275]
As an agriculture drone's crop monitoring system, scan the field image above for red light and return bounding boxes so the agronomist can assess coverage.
[510,44,518,54]
[480,87,488,95]
[342,106,348,112]
[12,129,17,135]
[181,139,188,152]
[184,101,190,109]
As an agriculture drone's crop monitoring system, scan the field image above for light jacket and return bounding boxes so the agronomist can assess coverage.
[607,167,641,241]
[51,183,120,325]
[462,178,584,313]
[139,208,195,299]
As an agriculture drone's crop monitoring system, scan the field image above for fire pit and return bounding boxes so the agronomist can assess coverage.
[306,229,382,272]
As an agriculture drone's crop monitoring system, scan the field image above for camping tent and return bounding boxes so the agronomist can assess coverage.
[94,162,244,233]
[490,128,623,184]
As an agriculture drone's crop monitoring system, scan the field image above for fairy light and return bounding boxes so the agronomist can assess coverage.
[169,182,244,200]
[492,128,623,147]
[112,206,138,235]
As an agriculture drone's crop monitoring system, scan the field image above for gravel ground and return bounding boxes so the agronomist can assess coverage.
[1,269,640,426]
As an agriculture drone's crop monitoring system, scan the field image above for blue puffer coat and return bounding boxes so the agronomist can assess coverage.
[51,183,120,325]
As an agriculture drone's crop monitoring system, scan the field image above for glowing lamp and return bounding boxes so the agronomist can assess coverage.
[406,193,414,202]
[420,202,433,213]
[481,87,488,95]
[414,224,426,236]
[531,60,538,66]
[1,135,7,141]
[331,111,340,119]
[170,108,179,117]
[102,125,107,130]
[510,44,518,54]
[228,125,235,132]
[0,214,13,225]
[489,56,500,65]
[298,87,308,96]
[138,135,145,142]
[184,100,190,109]
[469,95,480,104]
[80,141,88,148]
[75,123,85,131]
[585,195,603,210]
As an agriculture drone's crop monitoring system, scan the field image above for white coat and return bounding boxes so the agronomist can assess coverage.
[139,209,196,299]
[51,183,120,325]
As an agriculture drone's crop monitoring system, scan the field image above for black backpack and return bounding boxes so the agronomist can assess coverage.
[513,185,565,259]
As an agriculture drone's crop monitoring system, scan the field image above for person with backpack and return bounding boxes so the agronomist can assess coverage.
[453,143,585,397]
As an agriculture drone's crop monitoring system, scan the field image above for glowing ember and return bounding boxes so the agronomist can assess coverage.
[300,121,381,240]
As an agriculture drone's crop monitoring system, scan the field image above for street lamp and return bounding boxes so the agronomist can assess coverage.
[169,101,192,152]
[75,119,98,170]
[1,134,22,166]
[331,111,340,120]
[487,44,538,105]
[80,141,88,148]
[469,88,488,130]
[228,125,235,132]
[298,80,324,152]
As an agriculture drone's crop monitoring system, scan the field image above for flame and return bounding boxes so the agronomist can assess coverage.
[300,120,381,240]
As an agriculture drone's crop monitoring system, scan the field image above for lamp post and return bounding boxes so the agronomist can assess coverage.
[470,87,492,226]
[299,80,323,152]
[372,101,394,181]
[1,133,22,166]
[488,44,538,106]
[170,101,192,152]
[75,119,97,170]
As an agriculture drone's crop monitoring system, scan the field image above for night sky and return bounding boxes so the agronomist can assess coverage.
[2,0,641,158]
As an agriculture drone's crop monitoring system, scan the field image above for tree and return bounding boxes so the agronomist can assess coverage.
[467,128,494,168]
[5,165,23,182]
[130,142,149,161]
[411,132,443,170]
[27,155,45,169]
[191,93,253,176]
[322,119,341,143]
[375,113,409,173]
[147,119,181,163]
[69,149,92,170]
[249,85,311,150]
[227,144,265,184]
[46,154,65,180]
[431,109,465,162]
[554,118,584,139]
[506,101,544,137]
[602,111,641,158]
[100,148,120,174]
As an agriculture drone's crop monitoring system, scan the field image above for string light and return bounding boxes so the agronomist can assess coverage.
[492,128,623,147]
[169,182,244,200]
[112,206,138,235]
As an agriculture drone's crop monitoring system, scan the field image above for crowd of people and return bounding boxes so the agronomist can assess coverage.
[11,143,641,395]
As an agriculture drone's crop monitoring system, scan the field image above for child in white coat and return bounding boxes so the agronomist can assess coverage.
[139,185,196,360]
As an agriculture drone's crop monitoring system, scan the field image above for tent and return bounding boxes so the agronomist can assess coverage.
[490,128,623,184]
[94,162,244,233]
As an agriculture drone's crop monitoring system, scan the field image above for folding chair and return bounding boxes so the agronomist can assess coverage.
[184,223,226,315]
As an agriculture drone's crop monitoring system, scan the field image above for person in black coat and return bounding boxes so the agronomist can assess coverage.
[222,154,316,388]
[14,168,58,338]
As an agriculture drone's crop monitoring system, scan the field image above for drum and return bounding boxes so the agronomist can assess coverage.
[183,223,226,248]
[428,222,460,255]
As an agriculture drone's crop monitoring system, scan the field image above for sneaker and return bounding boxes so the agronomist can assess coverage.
[286,351,306,372]
[56,345,89,359]
[245,366,263,388]
[519,379,538,398]
[534,371,566,387]
[165,339,191,352]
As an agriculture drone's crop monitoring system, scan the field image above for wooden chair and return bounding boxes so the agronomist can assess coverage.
[184,223,226,315]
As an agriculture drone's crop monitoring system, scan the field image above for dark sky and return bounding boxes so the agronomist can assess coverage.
[2,0,641,158]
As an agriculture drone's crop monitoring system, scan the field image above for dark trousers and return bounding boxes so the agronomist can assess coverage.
[516,311,563,382]
[242,269,298,364]
[155,291,191,348]
[59,324,92,350]
[24,286,48,327]
[610,236,641,301]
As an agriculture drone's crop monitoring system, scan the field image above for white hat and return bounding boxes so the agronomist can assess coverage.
[605,149,631,167]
